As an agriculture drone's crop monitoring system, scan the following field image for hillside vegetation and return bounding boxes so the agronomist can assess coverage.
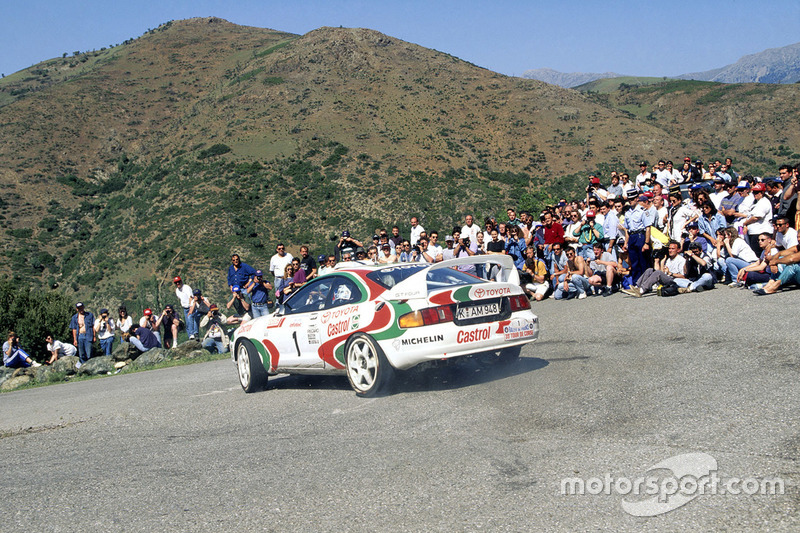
[0,17,798,310]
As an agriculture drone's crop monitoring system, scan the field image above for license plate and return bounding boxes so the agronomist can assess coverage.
[457,302,500,320]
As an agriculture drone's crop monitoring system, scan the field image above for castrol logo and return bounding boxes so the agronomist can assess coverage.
[473,286,511,299]
[456,327,491,344]
[327,319,350,336]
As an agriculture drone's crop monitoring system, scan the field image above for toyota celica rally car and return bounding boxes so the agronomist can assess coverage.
[232,255,539,397]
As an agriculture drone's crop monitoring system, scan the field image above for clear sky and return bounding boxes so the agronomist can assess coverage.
[2,0,799,79]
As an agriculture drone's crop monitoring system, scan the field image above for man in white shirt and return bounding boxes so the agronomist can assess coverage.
[409,216,425,246]
[653,160,672,189]
[709,178,729,209]
[635,161,651,190]
[427,231,443,262]
[775,216,798,250]
[269,243,294,288]
[173,276,196,339]
[460,214,480,243]
[742,183,773,252]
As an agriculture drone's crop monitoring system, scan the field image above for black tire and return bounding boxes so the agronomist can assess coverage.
[236,339,268,393]
[345,333,394,397]
[497,344,522,364]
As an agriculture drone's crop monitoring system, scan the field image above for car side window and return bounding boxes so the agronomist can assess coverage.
[282,276,362,315]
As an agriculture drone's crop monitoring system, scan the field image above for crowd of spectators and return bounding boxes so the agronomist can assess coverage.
[6,158,799,369]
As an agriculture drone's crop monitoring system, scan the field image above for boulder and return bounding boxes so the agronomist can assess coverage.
[185,349,213,359]
[52,356,80,375]
[78,356,115,376]
[131,348,169,367]
[1,375,32,391]
[0,366,14,387]
[112,341,136,362]
[170,340,203,359]
[32,366,55,383]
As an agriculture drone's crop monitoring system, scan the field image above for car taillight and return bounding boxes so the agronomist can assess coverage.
[398,304,455,328]
[508,294,531,312]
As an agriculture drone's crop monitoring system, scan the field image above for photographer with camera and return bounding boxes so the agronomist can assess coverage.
[335,231,363,262]
[3,331,40,368]
[155,304,182,348]
[93,308,116,355]
[573,209,605,261]
[245,269,273,318]
[226,286,252,325]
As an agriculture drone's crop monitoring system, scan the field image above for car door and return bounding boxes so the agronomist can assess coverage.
[278,277,336,368]
[306,275,365,368]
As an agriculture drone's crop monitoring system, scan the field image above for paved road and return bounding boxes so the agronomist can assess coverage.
[1,288,798,531]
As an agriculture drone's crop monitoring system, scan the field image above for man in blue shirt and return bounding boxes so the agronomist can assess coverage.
[69,302,95,366]
[129,325,161,356]
[227,254,256,295]
[624,195,652,284]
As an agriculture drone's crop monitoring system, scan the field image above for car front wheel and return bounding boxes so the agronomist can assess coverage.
[237,339,268,393]
[345,333,393,397]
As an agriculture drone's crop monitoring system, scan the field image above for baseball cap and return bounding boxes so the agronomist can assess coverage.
[695,159,703,165]
[372,234,379,240]
[255,269,263,277]
[752,183,766,192]
[144,308,152,316]
[75,302,84,308]
[713,177,725,183]
[684,157,691,162]
[317,254,327,263]
[737,181,750,189]
[99,308,108,314]
[589,177,601,185]
[686,222,699,229]
[173,276,182,283]
[165,304,174,311]
[585,209,596,218]
[639,161,647,167]
[209,304,219,312]
[232,286,241,293]
[193,289,202,296]
[342,230,351,237]
[445,235,454,242]
[638,194,649,202]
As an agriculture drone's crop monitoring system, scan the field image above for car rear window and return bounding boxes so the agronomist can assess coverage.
[366,264,486,290]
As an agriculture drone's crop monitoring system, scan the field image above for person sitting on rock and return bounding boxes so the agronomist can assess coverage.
[155,304,182,349]
[45,333,77,365]
[3,331,40,368]
[128,324,161,355]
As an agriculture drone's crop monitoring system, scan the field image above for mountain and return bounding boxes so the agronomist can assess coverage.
[521,68,626,88]
[677,42,800,84]
[0,18,797,309]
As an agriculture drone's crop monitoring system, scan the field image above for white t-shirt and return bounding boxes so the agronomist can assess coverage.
[777,227,799,250]
[94,318,116,340]
[427,244,443,262]
[460,223,481,243]
[663,255,686,277]
[48,340,77,358]
[745,197,773,235]
[410,224,426,246]
[118,316,133,334]
[709,191,729,209]
[175,284,193,308]
[731,239,758,263]
[654,169,672,189]
[269,252,294,278]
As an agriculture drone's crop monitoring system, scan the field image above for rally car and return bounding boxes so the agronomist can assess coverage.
[232,255,539,396]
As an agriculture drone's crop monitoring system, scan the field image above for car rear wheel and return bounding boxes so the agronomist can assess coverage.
[237,339,268,393]
[345,333,393,397]
[497,344,522,364]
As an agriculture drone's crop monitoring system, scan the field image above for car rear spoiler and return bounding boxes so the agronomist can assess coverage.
[384,255,520,300]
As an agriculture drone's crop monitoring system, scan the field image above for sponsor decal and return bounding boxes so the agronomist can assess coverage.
[288,318,303,328]
[472,286,511,299]
[327,319,351,336]
[265,317,285,328]
[307,326,320,344]
[392,339,402,351]
[310,313,318,321]
[401,334,444,346]
[456,326,491,344]
[351,314,360,330]
[320,305,358,324]
[503,319,535,341]
[238,322,253,334]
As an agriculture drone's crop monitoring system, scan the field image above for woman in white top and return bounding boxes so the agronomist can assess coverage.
[723,227,759,285]
[117,306,133,341]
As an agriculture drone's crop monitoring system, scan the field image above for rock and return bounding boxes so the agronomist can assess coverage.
[112,341,136,361]
[185,349,212,359]
[78,356,115,376]
[52,356,80,375]
[32,366,54,383]
[1,375,32,391]
[131,348,169,367]
[170,340,203,359]
[0,367,14,387]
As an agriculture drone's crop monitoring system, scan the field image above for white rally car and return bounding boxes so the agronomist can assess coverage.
[232,255,539,396]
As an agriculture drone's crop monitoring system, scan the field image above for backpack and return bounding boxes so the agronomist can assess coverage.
[658,281,680,297]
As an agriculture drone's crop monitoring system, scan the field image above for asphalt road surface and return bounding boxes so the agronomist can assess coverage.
[1,287,798,531]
